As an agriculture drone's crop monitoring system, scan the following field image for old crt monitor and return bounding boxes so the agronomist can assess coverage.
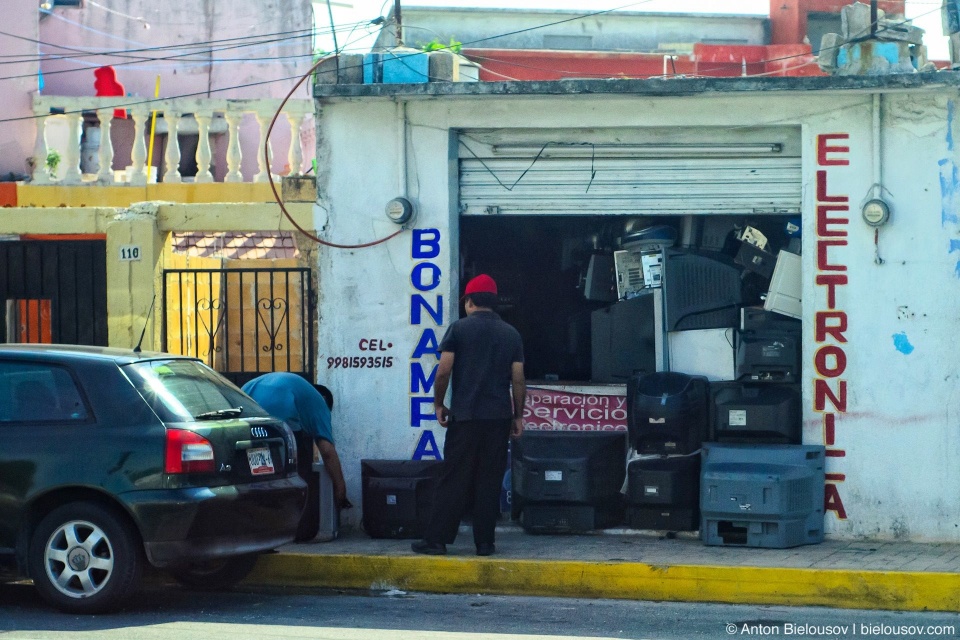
[591,293,657,383]
[361,459,443,539]
[709,382,801,444]
[584,253,617,302]
[512,431,627,532]
[662,249,743,331]
[700,443,825,548]
[627,371,709,454]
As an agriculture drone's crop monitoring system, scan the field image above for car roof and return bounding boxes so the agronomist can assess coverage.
[0,344,200,365]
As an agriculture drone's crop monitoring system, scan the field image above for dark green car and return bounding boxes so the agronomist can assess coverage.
[0,345,307,613]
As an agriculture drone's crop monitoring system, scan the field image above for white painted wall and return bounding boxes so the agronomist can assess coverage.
[316,88,960,541]
[0,0,40,179]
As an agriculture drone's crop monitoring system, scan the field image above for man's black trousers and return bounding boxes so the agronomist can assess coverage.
[294,429,320,542]
[425,418,511,546]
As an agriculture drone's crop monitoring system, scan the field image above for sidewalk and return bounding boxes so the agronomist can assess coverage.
[246,523,960,612]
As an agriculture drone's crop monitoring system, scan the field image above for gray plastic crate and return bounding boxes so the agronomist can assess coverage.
[700,443,825,548]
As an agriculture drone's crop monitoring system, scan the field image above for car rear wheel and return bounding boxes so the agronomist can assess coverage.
[28,502,143,614]
[168,553,260,590]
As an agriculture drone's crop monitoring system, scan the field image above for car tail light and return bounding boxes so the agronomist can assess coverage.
[281,422,297,466]
[165,428,215,474]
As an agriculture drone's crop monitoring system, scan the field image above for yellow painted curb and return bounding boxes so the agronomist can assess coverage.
[249,553,960,612]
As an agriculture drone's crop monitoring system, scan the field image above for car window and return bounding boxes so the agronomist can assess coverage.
[124,359,269,422]
[0,361,90,423]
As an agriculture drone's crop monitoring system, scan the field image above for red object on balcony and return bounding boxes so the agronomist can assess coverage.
[93,66,127,120]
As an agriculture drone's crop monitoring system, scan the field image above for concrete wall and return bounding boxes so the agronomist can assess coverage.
[375,7,769,52]
[38,0,316,178]
[315,89,960,541]
[0,0,41,179]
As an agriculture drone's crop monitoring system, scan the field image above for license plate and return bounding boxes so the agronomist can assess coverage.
[247,447,275,475]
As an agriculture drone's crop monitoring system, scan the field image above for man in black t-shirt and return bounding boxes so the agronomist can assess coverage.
[412,274,525,557]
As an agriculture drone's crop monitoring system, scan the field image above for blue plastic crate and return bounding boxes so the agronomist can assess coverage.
[381,49,429,84]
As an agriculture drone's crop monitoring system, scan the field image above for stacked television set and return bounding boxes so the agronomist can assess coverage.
[504,217,817,543]
[511,431,627,533]
[709,307,802,445]
[624,372,709,531]
[700,443,825,548]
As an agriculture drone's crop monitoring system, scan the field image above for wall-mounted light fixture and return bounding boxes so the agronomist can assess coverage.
[490,143,784,157]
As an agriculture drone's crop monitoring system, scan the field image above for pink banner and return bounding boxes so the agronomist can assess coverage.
[522,387,627,432]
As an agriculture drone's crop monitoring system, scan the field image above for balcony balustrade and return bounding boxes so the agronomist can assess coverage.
[30,96,314,186]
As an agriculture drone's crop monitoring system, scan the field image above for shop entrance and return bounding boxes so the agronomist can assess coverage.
[457,127,803,386]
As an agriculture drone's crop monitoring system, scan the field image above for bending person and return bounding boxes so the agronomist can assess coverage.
[242,372,349,542]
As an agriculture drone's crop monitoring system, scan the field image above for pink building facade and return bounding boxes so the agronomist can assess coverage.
[3,0,315,182]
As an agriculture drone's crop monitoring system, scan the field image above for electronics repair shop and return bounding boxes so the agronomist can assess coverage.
[313,72,960,542]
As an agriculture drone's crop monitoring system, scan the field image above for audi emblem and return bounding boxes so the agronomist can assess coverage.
[251,426,269,439]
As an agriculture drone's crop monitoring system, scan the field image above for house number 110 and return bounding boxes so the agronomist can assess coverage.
[119,245,142,261]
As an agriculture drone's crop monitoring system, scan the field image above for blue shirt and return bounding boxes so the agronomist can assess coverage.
[242,372,333,444]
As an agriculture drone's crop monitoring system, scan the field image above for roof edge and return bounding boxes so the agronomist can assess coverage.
[315,72,960,100]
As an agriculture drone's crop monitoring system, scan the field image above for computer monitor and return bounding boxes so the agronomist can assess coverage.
[627,371,709,454]
[584,254,616,302]
[736,332,801,381]
[662,249,743,331]
[591,293,657,383]
[512,431,627,532]
[360,459,443,539]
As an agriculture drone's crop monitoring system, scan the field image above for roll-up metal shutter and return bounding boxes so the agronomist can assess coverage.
[459,155,802,217]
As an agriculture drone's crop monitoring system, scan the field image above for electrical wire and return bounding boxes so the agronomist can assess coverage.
[263,51,405,250]
[0,2,663,121]
[0,20,369,64]
[1,2,948,122]
[0,22,366,65]
[0,25,351,68]
[0,34,318,82]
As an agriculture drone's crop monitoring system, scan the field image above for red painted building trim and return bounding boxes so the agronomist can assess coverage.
[19,234,107,241]
[462,44,823,83]
[0,183,16,208]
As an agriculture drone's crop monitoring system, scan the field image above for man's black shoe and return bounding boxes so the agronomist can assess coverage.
[476,543,495,556]
[411,540,447,555]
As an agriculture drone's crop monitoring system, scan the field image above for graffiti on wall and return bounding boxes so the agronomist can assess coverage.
[815,133,850,520]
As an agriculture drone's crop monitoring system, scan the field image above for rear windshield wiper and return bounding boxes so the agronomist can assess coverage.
[194,407,243,420]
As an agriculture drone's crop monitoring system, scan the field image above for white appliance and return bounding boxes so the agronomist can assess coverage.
[668,328,737,381]
[764,250,802,319]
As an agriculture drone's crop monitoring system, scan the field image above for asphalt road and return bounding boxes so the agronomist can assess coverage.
[2,581,960,640]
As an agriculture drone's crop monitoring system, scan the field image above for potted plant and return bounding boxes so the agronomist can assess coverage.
[45,149,61,179]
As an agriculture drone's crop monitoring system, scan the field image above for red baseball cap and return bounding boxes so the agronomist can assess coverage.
[463,274,498,296]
